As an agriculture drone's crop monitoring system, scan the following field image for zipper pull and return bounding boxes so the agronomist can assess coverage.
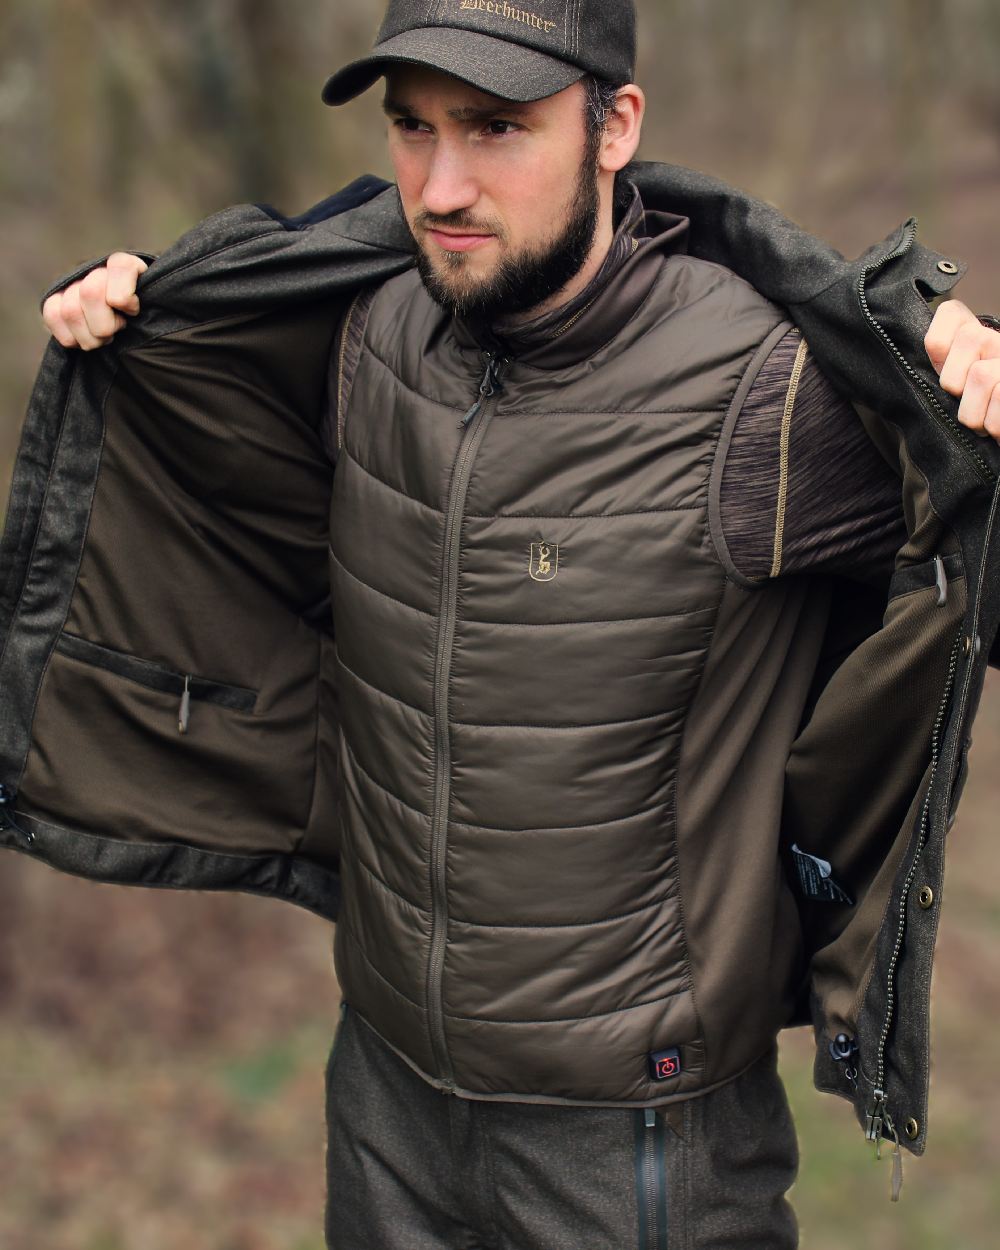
[644,1107,657,1129]
[865,1088,887,1145]
[0,783,34,845]
[889,1121,904,1202]
[178,675,191,734]
[459,354,508,427]
[934,554,947,606]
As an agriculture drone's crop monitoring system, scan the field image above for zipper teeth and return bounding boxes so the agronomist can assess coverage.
[857,223,994,486]
[874,628,962,1091]
[426,358,503,1086]
[645,1122,656,1248]
[859,223,993,1095]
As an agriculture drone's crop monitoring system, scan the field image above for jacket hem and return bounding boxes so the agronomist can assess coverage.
[1,812,341,923]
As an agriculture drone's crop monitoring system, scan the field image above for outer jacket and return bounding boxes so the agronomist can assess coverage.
[4,162,1000,1160]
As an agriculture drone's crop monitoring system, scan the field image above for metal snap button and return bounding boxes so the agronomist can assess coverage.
[918,886,934,909]
[905,1117,920,1139]
[937,260,959,274]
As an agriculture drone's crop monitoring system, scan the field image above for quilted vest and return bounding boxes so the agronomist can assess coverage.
[329,215,794,1106]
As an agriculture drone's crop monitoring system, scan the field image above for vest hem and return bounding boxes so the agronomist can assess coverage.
[350,1003,774,1110]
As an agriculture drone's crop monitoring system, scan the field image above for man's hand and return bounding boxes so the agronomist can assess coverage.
[925,299,1000,440]
[41,252,149,350]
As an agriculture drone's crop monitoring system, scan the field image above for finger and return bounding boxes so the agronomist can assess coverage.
[937,321,1000,396]
[77,268,121,341]
[984,381,1000,442]
[105,252,147,314]
[957,360,1000,433]
[924,299,976,374]
[42,293,82,349]
[60,283,109,351]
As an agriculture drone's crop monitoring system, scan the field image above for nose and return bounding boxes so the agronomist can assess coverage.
[420,138,479,218]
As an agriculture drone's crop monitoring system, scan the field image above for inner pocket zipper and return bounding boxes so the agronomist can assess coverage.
[55,632,258,734]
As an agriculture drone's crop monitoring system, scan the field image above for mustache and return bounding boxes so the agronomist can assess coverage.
[414,208,506,239]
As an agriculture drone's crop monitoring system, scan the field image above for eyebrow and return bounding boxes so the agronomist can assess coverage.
[382,96,532,122]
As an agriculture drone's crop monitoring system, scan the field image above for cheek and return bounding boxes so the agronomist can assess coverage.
[493,150,580,236]
[389,145,426,219]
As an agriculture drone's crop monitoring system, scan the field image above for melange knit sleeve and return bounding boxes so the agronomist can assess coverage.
[719,327,907,585]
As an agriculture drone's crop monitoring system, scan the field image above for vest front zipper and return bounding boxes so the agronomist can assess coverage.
[426,352,508,1089]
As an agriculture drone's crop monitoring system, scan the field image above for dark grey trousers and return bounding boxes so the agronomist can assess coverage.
[324,1002,799,1249]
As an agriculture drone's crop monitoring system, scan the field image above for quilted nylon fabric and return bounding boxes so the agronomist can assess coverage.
[330,237,788,1105]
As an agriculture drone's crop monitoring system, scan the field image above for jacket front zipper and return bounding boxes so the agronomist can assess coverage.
[426,352,508,1087]
[635,1107,668,1248]
[857,222,994,487]
[864,626,961,1199]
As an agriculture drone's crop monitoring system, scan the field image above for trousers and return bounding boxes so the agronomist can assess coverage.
[323,1001,799,1249]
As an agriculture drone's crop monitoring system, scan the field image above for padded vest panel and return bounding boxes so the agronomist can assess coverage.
[329,257,788,1104]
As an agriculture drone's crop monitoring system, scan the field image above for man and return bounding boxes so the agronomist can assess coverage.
[19,1,1000,1247]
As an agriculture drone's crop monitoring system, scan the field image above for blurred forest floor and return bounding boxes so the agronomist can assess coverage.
[3,2,1000,1247]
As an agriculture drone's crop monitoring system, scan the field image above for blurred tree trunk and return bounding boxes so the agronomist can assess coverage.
[892,0,942,228]
[49,0,100,242]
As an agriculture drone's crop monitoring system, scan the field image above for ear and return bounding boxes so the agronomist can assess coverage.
[600,84,645,174]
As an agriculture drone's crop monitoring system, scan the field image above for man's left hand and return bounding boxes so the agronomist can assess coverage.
[925,299,1000,440]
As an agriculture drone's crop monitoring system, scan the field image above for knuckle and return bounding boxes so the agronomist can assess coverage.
[955,322,984,352]
[61,298,84,328]
[79,267,108,297]
[41,294,62,327]
[940,297,971,319]
[108,251,147,275]
[924,327,946,357]
[967,360,993,388]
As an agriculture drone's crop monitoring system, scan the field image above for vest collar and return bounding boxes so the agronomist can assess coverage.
[450,189,691,371]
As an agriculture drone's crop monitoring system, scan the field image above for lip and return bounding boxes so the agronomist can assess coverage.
[426,229,495,253]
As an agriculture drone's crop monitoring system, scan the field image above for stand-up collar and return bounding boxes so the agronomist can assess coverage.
[452,183,690,369]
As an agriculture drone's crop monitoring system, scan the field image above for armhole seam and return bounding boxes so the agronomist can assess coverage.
[770,337,810,578]
[708,318,796,590]
[337,285,379,452]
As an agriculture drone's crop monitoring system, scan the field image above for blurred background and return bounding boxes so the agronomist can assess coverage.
[1,1,999,1247]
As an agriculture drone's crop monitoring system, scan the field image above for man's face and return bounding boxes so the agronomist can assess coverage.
[383,66,600,324]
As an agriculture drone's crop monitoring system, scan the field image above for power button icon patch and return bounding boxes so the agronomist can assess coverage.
[648,1047,682,1082]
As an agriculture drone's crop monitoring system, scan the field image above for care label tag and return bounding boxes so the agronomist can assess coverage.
[790,844,853,905]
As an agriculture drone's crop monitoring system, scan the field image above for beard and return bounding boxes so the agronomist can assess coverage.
[407,153,600,327]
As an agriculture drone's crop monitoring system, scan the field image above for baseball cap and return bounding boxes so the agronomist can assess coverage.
[322,0,637,106]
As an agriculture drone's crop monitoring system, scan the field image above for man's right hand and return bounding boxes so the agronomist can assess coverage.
[41,252,149,350]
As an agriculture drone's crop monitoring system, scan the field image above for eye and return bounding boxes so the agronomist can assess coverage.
[484,119,520,137]
[393,117,430,135]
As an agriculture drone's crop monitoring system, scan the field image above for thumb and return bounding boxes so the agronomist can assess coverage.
[111,293,141,316]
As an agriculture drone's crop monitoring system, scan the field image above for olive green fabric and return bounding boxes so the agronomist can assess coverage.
[20,305,344,861]
[6,170,1000,1158]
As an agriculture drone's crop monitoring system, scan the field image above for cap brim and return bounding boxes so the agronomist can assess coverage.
[322,27,584,106]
